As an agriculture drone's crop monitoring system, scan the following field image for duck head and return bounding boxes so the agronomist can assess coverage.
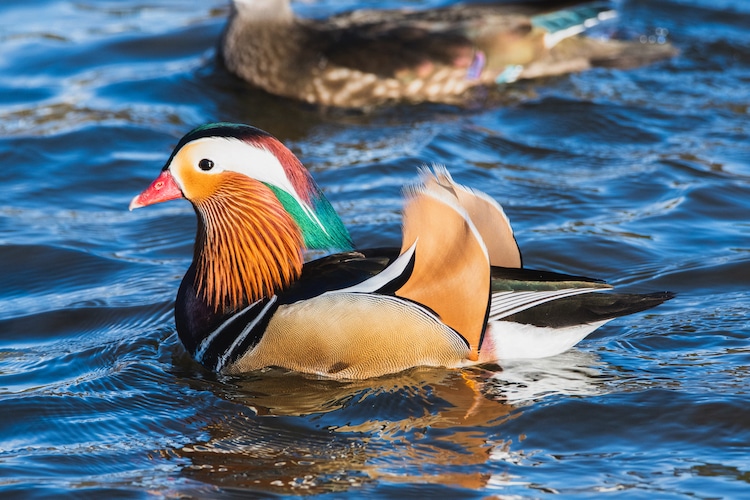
[130,123,352,312]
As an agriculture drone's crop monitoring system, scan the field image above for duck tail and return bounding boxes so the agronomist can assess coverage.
[581,36,679,69]
[479,290,674,361]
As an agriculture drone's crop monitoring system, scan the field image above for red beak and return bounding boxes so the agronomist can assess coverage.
[129,170,184,210]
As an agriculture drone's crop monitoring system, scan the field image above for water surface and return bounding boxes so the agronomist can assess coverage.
[1,0,749,498]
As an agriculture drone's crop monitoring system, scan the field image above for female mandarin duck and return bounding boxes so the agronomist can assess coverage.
[130,123,672,379]
[221,0,677,107]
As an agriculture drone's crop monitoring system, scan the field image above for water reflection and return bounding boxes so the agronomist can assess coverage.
[485,350,610,405]
[169,350,607,493]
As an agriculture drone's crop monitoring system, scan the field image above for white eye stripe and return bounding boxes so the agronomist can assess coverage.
[172,136,330,237]
[175,136,297,193]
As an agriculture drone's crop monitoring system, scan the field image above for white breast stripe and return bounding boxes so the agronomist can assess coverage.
[321,240,418,295]
[194,299,262,364]
[216,295,278,372]
[488,288,600,322]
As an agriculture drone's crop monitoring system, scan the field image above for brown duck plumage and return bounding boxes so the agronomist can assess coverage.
[220,0,677,108]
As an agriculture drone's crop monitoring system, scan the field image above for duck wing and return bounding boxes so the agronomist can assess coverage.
[309,1,617,80]
[278,248,401,304]
[308,14,482,80]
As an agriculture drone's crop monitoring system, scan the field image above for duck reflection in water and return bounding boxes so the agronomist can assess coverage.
[167,350,607,494]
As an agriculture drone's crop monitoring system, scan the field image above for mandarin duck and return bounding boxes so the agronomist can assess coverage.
[220,0,677,107]
[130,123,672,379]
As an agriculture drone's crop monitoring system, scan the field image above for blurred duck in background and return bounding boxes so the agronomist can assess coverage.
[220,0,677,108]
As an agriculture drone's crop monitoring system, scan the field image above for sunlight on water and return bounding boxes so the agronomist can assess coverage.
[0,0,749,497]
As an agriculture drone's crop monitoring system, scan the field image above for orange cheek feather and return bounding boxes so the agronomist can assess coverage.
[170,146,223,204]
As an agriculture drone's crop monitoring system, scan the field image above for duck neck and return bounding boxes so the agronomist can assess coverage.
[231,0,293,23]
[223,0,310,95]
[193,174,304,314]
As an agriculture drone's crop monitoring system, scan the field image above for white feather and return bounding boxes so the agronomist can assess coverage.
[323,240,418,294]
[194,298,262,364]
[483,319,610,360]
[217,296,278,372]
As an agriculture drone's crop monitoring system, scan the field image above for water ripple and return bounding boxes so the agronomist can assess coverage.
[0,0,748,497]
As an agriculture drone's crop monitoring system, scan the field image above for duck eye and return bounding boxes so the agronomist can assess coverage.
[198,159,214,171]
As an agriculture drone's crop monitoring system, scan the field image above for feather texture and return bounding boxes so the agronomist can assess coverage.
[421,165,521,268]
[130,123,674,379]
[397,170,491,359]
[194,173,303,312]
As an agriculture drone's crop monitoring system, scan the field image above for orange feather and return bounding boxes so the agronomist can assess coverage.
[194,173,304,312]
[396,175,492,360]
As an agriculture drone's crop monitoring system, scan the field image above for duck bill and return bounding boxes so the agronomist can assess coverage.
[129,170,184,210]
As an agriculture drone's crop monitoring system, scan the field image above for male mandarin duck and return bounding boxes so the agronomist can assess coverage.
[220,0,677,107]
[130,123,672,379]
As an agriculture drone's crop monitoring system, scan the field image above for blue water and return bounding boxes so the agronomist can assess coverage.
[1,0,749,498]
